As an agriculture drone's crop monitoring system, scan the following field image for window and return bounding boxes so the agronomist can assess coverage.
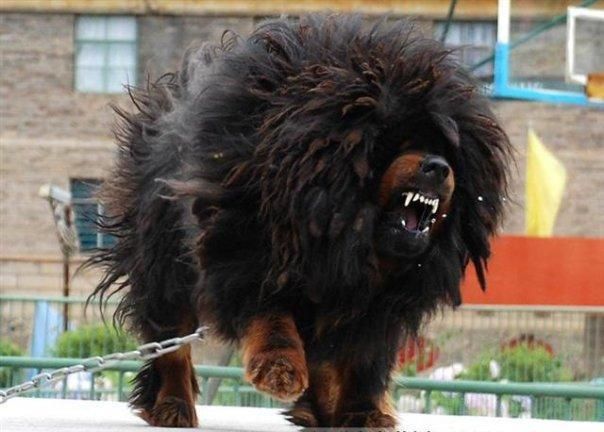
[435,21,496,78]
[70,179,115,251]
[74,16,137,93]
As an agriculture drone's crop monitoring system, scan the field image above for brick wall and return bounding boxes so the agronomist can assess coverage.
[494,101,604,237]
[1,12,602,297]
[138,16,255,78]
[0,14,126,139]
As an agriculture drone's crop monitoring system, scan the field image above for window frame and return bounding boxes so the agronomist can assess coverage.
[70,178,115,252]
[435,20,497,79]
[73,15,139,94]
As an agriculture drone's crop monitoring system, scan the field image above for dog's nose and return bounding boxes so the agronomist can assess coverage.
[420,155,450,184]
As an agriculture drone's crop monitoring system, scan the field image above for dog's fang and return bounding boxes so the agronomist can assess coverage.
[404,193,413,207]
[431,199,439,214]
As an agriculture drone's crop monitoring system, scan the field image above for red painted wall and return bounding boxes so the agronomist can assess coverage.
[461,236,604,306]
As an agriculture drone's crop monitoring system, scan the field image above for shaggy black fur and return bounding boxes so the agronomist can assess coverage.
[89,14,510,427]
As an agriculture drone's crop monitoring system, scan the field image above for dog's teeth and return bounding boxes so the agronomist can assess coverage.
[431,199,439,214]
[422,227,429,233]
[413,193,420,202]
[430,218,436,224]
[404,193,413,207]
[401,219,406,227]
[419,196,425,203]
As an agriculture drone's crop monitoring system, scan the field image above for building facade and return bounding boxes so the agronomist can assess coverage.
[1,1,602,296]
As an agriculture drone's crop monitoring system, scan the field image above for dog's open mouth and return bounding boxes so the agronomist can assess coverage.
[399,191,439,234]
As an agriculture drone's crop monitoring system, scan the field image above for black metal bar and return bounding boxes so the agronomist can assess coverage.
[440,0,460,44]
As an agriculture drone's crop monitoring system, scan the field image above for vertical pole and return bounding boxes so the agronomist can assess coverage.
[566,7,576,84]
[202,377,210,405]
[89,372,96,400]
[424,390,432,413]
[495,0,511,96]
[564,397,572,420]
[62,252,70,332]
[205,345,234,405]
[61,376,68,399]
[496,394,503,417]
[440,0,459,44]
[459,393,466,415]
[117,371,125,401]
[234,380,241,406]
[497,0,511,44]
[35,368,41,398]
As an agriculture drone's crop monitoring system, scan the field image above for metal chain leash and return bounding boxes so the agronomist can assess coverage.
[0,327,207,404]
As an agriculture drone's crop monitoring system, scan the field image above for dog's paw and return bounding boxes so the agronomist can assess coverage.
[339,410,398,429]
[245,349,308,402]
[138,396,198,428]
[285,395,319,427]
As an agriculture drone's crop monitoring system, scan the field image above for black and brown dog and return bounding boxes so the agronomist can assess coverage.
[90,14,511,428]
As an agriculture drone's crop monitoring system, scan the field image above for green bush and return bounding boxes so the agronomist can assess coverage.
[53,325,137,358]
[460,344,572,383]
[438,344,580,420]
[0,339,24,387]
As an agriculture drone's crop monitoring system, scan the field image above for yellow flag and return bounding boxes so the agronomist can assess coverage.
[525,128,567,236]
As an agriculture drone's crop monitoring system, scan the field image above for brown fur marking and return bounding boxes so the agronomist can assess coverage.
[285,394,319,427]
[242,314,308,402]
[139,345,199,427]
[332,367,399,428]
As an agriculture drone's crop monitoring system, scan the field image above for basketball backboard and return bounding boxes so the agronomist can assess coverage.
[494,0,604,105]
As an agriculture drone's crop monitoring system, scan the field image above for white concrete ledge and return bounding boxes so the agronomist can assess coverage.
[1,398,602,432]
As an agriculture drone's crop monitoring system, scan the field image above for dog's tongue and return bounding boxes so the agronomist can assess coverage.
[402,208,419,231]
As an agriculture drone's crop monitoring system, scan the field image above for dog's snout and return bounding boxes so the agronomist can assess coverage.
[420,155,450,184]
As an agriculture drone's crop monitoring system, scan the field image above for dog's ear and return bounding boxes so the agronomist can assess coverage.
[455,113,510,290]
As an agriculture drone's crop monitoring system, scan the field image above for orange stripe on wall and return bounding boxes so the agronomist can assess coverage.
[462,236,604,306]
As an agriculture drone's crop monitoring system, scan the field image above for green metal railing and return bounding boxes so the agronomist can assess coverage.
[393,376,604,420]
[2,295,603,383]
[1,295,604,419]
[1,356,603,421]
[0,356,277,408]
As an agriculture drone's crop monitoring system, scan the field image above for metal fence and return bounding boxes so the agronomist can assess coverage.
[1,295,603,420]
[1,357,603,421]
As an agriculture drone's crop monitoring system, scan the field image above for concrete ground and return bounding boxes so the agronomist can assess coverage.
[1,398,602,432]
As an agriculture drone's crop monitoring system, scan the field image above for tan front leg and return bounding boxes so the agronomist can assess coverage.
[242,314,309,402]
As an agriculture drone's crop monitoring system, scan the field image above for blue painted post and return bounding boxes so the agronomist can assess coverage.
[493,42,510,98]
